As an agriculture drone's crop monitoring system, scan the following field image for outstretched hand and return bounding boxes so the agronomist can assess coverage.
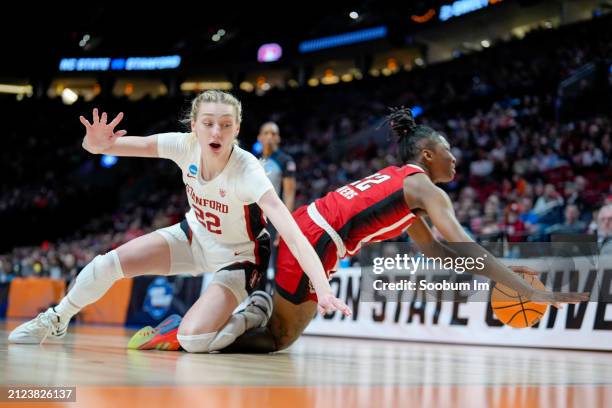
[530,290,590,306]
[317,292,352,317]
[80,108,126,154]
[509,265,589,309]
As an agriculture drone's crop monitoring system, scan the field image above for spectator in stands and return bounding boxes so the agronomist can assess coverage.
[545,204,587,235]
[0,257,11,283]
[504,203,528,242]
[533,184,564,224]
[539,147,567,171]
[519,197,539,226]
[597,204,612,255]
[469,149,494,177]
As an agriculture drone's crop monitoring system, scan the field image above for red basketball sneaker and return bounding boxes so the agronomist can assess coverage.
[127,314,182,351]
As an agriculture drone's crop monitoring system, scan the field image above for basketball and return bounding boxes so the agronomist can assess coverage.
[491,273,548,328]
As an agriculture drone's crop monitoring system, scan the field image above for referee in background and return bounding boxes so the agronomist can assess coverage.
[257,122,296,289]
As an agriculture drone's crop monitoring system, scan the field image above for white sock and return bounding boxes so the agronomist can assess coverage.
[209,315,247,351]
[208,304,268,351]
[243,306,267,330]
[55,250,125,322]
[177,332,218,353]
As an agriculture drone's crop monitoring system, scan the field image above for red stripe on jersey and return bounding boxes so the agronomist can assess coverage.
[244,205,255,241]
[253,239,261,265]
[243,205,260,265]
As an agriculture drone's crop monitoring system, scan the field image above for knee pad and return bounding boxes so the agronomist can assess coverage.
[75,251,124,285]
[210,269,248,304]
[177,332,218,353]
[68,250,124,307]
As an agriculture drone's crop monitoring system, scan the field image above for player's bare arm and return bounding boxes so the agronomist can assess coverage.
[257,189,352,317]
[80,108,159,157]
[282,176,296,213]
[407,216,541,276]
[404,173,589,304]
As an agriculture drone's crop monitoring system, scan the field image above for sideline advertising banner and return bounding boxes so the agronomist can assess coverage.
[305,242,612,350]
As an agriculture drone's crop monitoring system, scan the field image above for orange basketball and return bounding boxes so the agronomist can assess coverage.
[491,273,548,328]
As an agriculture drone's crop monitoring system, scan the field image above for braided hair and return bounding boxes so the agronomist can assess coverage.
[386,107,440,163]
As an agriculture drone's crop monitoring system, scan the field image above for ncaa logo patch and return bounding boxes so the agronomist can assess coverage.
[188,164,198,176]
[143,277,174,320]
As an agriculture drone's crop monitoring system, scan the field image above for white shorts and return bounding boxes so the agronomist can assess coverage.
[155,220,270,303]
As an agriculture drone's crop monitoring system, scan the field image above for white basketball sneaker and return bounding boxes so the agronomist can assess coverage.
[8,307,69,344]
[242,290,273,328]
[209,291,273,351]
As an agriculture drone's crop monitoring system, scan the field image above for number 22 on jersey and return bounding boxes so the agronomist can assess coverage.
[193,205,222,234]
[336,173,391,200]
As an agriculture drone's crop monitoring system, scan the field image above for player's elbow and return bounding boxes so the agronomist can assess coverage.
[436,220,474,243]
[275,335,298,351]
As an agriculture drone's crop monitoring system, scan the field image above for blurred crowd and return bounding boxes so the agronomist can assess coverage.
[289,98,611,243]
[1,15,611,280]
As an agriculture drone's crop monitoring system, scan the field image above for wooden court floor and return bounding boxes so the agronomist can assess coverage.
[1,320,612,408]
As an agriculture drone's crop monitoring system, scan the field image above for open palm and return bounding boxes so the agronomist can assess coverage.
[317,292,352,317]
[80,108,126,154]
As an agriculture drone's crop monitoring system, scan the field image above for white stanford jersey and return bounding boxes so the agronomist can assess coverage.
[158,132,273,271]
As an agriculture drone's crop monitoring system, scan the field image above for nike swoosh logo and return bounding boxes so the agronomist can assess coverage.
[187,174,196,178]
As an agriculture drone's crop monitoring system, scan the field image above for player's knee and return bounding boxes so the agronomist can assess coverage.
[178,318,207,337]
[102,250,124,272]
[268,319,300,351]
[177,331,218,353]
[274,332,300,351]
[76,251,124,285]
[210,269,249,305]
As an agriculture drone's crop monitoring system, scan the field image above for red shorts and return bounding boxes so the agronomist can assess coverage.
[274,205,339,304]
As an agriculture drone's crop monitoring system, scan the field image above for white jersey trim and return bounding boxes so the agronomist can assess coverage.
[345,212,416,256]
[307,203,347,258]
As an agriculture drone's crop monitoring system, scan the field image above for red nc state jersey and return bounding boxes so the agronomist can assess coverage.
[313,164,425,256]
